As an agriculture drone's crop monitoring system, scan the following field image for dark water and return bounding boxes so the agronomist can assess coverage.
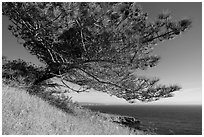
[83,105,202,135]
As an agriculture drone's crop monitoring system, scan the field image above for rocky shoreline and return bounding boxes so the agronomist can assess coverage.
[110,115,141,129]
[100,113,153,134]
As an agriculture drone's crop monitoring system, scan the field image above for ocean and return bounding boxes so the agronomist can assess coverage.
[83,105,202,135]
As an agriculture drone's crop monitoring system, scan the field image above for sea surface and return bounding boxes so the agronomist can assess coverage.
[83,105,202,135]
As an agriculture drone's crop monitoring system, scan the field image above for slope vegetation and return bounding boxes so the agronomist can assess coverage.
[2,84,146,135]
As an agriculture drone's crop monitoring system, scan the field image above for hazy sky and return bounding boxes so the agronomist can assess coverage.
[2,2,202,105]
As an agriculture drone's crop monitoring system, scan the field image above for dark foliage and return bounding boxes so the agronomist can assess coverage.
[2,2,191,103]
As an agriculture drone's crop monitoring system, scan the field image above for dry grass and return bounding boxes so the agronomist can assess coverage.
[2,84,146,135]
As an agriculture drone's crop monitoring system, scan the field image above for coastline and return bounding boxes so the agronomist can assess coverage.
[82,104,202,135]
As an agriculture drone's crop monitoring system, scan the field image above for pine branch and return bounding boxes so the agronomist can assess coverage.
[76,67,132,92]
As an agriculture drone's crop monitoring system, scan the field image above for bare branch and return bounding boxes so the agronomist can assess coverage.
[75,19,87,52]
[80,29,87,52]
[61,78,89,93]
[82,59,115,64]
[35,12,63,32]
[76,67,132,92]
[47,49,56,63]
[142,30,175,44]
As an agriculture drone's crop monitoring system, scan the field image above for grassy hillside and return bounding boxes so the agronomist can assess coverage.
[2,84,146,135]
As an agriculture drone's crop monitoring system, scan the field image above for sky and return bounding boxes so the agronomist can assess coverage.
[2,2,202,105]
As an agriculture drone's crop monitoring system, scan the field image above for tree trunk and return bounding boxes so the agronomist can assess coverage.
[33,73,55,85]
[33,69,60,85]
[33,63,75,85]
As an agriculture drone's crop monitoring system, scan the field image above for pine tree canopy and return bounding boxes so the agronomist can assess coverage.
[2,2,191,103]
